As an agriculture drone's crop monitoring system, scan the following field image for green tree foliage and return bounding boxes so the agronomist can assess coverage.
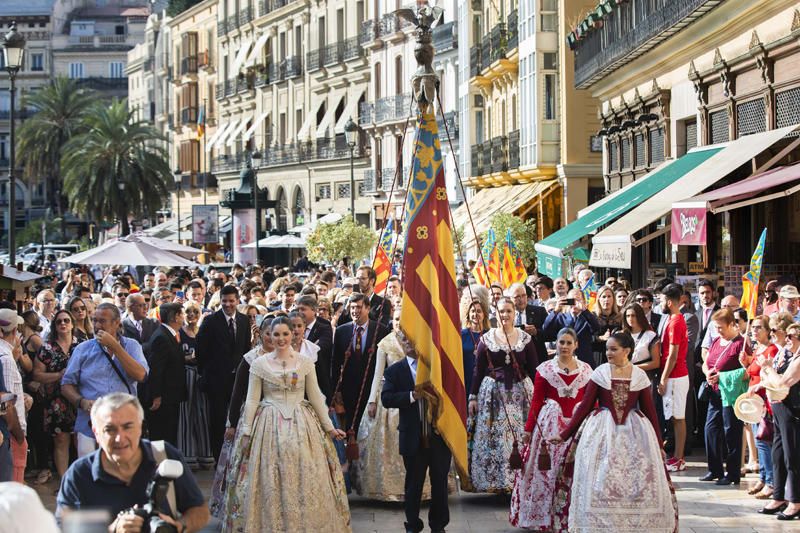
[486,213,537,266]
[305,218,377,265]
[15,217,63,249]
[61,99,171,236]
[167,0,205,17]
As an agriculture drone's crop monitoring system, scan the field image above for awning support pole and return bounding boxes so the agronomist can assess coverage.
[753,135,800,175]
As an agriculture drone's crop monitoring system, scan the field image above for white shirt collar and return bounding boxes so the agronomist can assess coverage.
[163,324,178,337]
[406,356,418,378]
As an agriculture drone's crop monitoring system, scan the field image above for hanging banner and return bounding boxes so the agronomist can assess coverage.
[233,208,256,265]
[192,205,219,244]
[670,206,707,246]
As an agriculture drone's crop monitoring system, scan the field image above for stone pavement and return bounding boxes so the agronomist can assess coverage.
[33,456,800,532]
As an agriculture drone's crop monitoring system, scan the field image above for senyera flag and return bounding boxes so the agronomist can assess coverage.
[502,229,527,286]
[740,228,767,319]
[400,111,467,480]
[472,229,497,287]
[373,218,394,294]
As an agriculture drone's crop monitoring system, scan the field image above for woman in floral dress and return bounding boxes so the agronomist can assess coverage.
[32,309,79,478]
[468,297,538,493]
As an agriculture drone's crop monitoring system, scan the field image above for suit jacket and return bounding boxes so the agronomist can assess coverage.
[195,310,252,396]
[695,304,720,350]
[543,310,600,367]
[381,358,422,457]
[331,319,389,428]
[146,325,186,405]
[649,312,664,335]
[521,304,549,359]
[122,317,160,353]
[306,317,333,400]
[337,293,392,327]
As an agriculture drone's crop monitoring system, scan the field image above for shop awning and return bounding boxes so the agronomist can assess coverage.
[334,91,364,134]
[535,148,722,277]
[245,33,269,68]
[231,39,253,74]
[242,111,270,142]
[590,124,800,269]
[205,121,231,152]
[315,91,345,138]
[225,116,253,147]
[214,119,241,148]
[296,107,319,142]
[452,181,558,251]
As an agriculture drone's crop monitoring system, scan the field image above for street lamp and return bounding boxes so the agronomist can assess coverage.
[3,22,26,265]
[250,149,262,264]
[117,181,126,236]
[173,167,182,243]
[344,118,359,222]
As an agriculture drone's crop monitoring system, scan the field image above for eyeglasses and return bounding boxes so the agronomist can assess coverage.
[635,297,650,303]
[116,293,129,298]
[56,318,72,325]
[71,306,86,312]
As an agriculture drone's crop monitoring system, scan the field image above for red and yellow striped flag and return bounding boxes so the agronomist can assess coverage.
[487,240,501,285]
[472,229,497,287]
[400,112,467,479]
[373,218,394,294]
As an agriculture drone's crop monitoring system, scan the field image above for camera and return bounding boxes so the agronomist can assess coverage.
[124,459,184,533]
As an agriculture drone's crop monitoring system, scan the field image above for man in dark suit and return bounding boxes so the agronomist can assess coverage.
[692,278,719,446]
[122,294,160,345]
[634,289,663,333]
[296,294,333,400]
[145,303,186,446]
[331,293,388,433]
[382,341,450,533]
[337,266,392,327]
[508,283,548,359]
[196,285,252,460]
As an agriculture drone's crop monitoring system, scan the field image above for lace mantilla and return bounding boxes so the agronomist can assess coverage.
[378,332,406,365]
[537,359,592,399]
[482,328,532,353]
[249,355,315,388]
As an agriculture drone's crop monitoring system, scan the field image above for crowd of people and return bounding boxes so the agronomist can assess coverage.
[0,259,799,531]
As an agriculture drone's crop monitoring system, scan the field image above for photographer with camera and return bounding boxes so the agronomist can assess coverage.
[56,392,209,533]
[542,288,600,367]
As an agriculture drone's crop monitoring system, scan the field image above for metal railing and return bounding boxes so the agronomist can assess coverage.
[307,49,322,72]
[74,77,127,91]
[181,107,198,124]
[359,102,374,126]
[437,111,458,142]
[226,16,239,32]
[490,136,508,173]
[374,93,413,123]
[236,76,254,93]
[180,56,197,75]
[433,21,457,53]
[215,82,225,100]
[217,20,227,37]
[508,129,520,170]
[489,23,507,63]
[381,166,410,191]
[239,6,253,26]
[573,0,722,88]
[363,169,379,193]
[471,144,483,177]
[379,13,400,37]
[254,69,270,87]
[270,56,302,82]
[507,10,519,51]
[258,0,292,16]
[470,44,482,77]
[212,138,368,172]
[343,37,363,60]
[360,19,378,45]
[224,79,235,96]
[323,42,343,66]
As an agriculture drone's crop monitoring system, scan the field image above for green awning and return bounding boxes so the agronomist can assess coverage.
[535,146,723,277]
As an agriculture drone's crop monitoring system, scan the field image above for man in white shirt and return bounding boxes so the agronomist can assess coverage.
[0,309,27,483]
[35,289,57,339]
[775,285,800,322]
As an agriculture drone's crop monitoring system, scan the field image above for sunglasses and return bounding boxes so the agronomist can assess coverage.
[635,297,650,303]
[116,293,130,298]
[56,318,72,325]
[71,306,86,312]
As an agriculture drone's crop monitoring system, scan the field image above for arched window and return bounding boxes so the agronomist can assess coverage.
[293,186,305,226]
[275,187,288,231]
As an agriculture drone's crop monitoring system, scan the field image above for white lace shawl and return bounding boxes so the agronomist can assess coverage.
[591,363,651,392]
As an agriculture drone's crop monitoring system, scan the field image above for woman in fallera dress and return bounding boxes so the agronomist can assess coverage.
[352,308,431,501]
[510,327,592,531]
[468,296,538,493]
[220,317,350,532]
[550,332,678,532]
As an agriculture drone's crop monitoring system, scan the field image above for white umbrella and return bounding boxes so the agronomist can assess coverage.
[58,235,200,267]
[243,234,307,249]
[130,234,207,258]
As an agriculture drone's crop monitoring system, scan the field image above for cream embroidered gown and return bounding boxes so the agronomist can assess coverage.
[220,355,351,532]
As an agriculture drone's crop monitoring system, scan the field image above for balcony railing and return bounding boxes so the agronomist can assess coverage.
[254,68,270,87]
[270,56,302,82]
[0,109,34,120]
[490,136,508,173]
[307,49,322,72]
[180,56,198,75]
[74,77,127,91]
[489,23,507,63]
[259,0,291,16]
[226,16,238,32]
[343,37,363,60]
[217,19,227,37]
[323,42,343,66]
[432,21,457,53]
[212,138,368,172]
[181,107,198,124]
[573,0,722,88]
[508,129,520,170]
[470,44,482,78]
[437,111,458,143]
[215,82,225,100]
[239,6,253,26]
[359,102,374,126]
[507,10,519,51]
[363,169,379,193]
[374,93,413,124]
[471,145,482,177]
[360,19,378,45]
[236,75,254,93]
[381,166,410,191]
[224,79,235,96]
[379,13,400,37]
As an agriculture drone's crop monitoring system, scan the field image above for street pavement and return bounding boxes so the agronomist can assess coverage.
[34,455,799,532]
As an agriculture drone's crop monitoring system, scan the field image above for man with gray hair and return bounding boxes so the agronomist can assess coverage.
[35,289,57,339]
[57,393,209,532]
[61,303,149,456]
[506,282,548,360]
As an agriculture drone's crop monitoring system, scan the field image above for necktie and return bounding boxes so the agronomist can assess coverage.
[135,320,142,335]
[174,329,181,343]
[228,317,235,339]
[516,312,523,327]
[355,325,364,360]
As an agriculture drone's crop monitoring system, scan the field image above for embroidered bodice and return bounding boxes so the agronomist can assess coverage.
[240,355,333,435]
[559,364,661,443]
[524,359,592,432]
[367,332,407,404]
[471,328,538,394]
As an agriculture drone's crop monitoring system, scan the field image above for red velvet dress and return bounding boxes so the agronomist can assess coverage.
[552,364,678,533]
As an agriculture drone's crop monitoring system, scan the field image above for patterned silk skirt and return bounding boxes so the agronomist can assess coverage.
[554,408,678,532]
[351,384,432,501]
[469,376,533,493]
[509,399,572,531]
[220,400,351,533]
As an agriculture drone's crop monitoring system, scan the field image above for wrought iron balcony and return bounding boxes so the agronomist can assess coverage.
[470,44,482,78]
[437,111,458,143]
[379,13,400,37]
[490,136,508,173]
[270,56,302,82]
[215,82,225,100]
[254,68,270,87]
[307,49,322,72]
[432,21,457,53]
[74,77,127,91]
[573,0,722,89]
[226,16,238,32]
[343,37,363,61]
[359,102,374,126]
[508,129,520,170]
[489,24,507,64]
[217,20,227,37]
[380,166,410,191]
[363,169,379,193]
[507,10,519,51]
[236,76,253,93]
[470,144,483,177]
[360,19,378,45]
[224,79,235,96]
[180,56,198,75]
[323,42,343,66]
[374,93,413,124]
[239,6,253,26]
[181,107,198,124]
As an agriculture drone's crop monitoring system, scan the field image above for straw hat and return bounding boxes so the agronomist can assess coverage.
[764,383,790,402]
[733,394,766,425]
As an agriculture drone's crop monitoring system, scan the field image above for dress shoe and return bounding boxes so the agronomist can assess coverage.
[715,477,740,486]
[698,472,719,482]
[777,508,800,521]
[758,503,787,515]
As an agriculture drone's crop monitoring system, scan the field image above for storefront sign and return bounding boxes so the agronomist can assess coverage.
[233,209,256,265]
[670,207,707,246]
[192,205,219,244]
[537,252,563,278]
[589,242,632,269]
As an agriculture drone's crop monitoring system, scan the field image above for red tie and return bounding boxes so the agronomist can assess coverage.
[175,330,181,343]
[355,326,364,360]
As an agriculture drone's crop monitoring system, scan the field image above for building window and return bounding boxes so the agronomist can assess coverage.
[336,183,351,199]
[621,138,630,169]
[544,74,556,120]
[357,181,365,197]
[0,134,7,162]
[109,62,124,78]
[69,62,84,79]
[608,140,618,172]
[736,98,766,138]
[710,109,729,145]
[776,87,800,129]
[543,52,557,70]
[540,0,557,32]
[316,183,331,199]
[686,121,697,151]
[30,53,43,71]
[649,128,665,165]
[634,133,645,168]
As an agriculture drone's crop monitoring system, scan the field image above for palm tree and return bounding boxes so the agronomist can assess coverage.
[61,99,171,236]
[16,77,95,225]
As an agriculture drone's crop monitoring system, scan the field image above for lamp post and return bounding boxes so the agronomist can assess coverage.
[173,167,182,243]
[344,118,359,222]
[3,22,26,265]
[117,181,126,236]
[250,149,262,264]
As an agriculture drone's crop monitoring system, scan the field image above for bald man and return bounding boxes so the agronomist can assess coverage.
[699,295,740,362]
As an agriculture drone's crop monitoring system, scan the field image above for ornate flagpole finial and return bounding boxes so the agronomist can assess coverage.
[395,0,445,113]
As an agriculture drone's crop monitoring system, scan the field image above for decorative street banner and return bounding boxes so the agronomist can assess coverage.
[233,208,256,265]
[192,204,219,244]
[670,206,707,246]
